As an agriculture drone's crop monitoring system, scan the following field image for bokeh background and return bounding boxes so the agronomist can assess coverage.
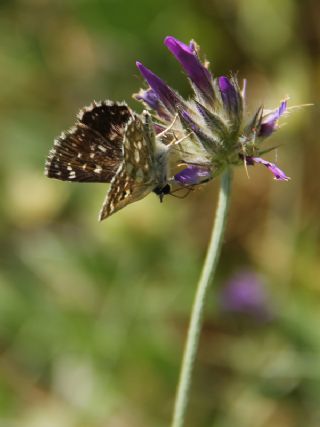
[0,0,319,426]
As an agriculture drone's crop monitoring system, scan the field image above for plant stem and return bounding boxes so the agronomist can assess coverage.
[171,168,233,427]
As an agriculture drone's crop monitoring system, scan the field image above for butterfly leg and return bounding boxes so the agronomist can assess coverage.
[156,113,179,138]
[168,132,193,147]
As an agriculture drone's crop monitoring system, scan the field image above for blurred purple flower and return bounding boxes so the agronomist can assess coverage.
[220,271,273,321]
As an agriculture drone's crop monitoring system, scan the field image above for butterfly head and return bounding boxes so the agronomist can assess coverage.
[153,183,171,202]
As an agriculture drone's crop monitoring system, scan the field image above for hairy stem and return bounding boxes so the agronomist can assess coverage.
[171,168,233,427]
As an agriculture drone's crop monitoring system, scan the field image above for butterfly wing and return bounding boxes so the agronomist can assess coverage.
[99,165,154,220]
[45,101,132,182]
[99,114,156,220]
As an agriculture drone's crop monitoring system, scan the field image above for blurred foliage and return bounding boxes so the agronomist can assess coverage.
[0,0,319,426]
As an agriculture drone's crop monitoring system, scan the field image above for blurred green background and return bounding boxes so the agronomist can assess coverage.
[0,0,319,426]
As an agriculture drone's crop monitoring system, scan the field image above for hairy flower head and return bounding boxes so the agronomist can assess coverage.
[134,36,290,185]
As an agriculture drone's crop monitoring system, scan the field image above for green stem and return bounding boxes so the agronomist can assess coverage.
[171,168,233,427]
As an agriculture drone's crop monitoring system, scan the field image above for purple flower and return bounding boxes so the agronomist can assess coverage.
[246,156,290,181]
[164,36,214,103]
[136,61,183,115]
[219,271,273,321]
[174,165,212,185]
[134,37,294,188]
[259,100,288,137]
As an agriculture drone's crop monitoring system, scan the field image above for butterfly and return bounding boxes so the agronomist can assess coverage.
[45,101,174,220]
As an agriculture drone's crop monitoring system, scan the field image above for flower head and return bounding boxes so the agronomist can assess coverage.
[135,36,291,187]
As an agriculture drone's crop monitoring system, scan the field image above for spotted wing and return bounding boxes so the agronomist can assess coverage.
[99,114,156,220]
[99,165,154,220]
[45,101,132,182]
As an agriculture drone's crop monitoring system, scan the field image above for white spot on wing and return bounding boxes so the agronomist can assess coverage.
[134,149,140,163]
[94,166,102,173]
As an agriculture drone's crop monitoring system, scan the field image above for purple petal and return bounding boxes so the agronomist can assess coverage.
[278,99,287,116]
[259,100,288,137]
[135,88,171,121]
[218,76,241,118]
[164,36,214,103]
[135,88,159,110]
[174,165,212,185]
[136,61,181,115]
[246,156,290,181]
